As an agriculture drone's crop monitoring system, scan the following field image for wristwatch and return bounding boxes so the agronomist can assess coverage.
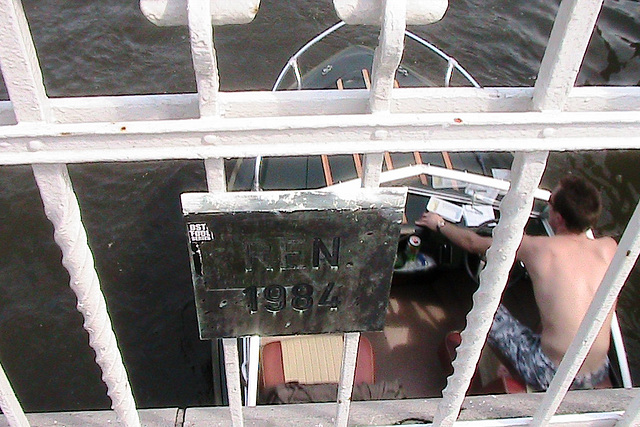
[436,219,446,233]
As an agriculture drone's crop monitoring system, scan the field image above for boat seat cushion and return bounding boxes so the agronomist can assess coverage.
[260,334,375,391]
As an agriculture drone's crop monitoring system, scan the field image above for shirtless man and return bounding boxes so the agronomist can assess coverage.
[416,175,618,390]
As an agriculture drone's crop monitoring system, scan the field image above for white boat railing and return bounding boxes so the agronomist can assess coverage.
[0,0,638,426]
[271,21,482,92]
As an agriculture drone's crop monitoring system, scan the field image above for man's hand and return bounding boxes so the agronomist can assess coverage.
[416,212,444,232]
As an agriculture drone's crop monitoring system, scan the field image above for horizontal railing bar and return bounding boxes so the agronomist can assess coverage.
[0,110,638,139]
[0,86,639,127]
[0,111,638,164]
[1,137,639,166]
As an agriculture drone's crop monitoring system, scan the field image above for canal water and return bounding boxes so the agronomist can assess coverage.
[0,0,639,411]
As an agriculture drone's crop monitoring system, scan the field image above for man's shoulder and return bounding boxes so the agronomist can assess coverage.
[595,235,617,245]
[517,234,550,259]
[520,234,551,247]
[594,235,618,256]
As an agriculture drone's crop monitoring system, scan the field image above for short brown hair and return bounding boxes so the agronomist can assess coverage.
[550,175,602,233]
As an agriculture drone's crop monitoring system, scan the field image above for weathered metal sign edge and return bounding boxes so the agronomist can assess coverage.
[181,187,408,214]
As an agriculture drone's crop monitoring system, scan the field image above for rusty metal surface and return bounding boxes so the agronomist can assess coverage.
[182,189,407,338]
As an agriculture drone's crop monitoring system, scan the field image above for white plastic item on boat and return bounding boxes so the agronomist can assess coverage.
[140,0,260,26]
[333,0,448,25]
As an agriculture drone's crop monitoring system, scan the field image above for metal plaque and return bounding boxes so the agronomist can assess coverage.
[181,188,407,339]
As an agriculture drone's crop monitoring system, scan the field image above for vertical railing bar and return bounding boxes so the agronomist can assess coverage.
[0,361,29,427]
[433,151,549,427]
[531,195,640,426]
[0,1,43,418]
[222,338,244,427]
[0,0,51,122]
[202,158,250,419]
[616,390,640,426]
[204,158,226,192]
[187,0,219,117]
[335,332,360,427]
[369,0,406,113]
[347,3,395,411]
[532,0,605,111]
[0,1,140,425]
[192,15,240,413]
[361,153,384,188]
[32,163,141,427]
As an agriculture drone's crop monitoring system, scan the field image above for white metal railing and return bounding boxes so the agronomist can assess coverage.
[0,0,638,427]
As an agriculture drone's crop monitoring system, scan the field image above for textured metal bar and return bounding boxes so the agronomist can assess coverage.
[0,0,51,122]
[617,390,640,427]
[0,86,635,127]
[32,163,140,427]
[335,332,360,427]
[1,108,640,167]
[0,2,139,424]
[0,6,40,422]
[369,0,406,113]
[222,338,244,427]
[0,361,29,427]
[204,158,226,192]
[361,153,384,188]
[433,151,549,427]
[334,0,446,25]
[187,0,219,117]
[140,0,259,27]
[531,197,640,426]
[533,0,605,111]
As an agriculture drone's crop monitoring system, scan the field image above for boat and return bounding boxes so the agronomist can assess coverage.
[219,20,634,406]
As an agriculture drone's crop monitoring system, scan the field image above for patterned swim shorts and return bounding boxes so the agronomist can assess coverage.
[487,304,609,391]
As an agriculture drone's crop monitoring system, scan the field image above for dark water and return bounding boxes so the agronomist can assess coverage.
[0,0,639,411]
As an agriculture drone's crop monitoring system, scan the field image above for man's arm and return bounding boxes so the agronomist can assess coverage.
[416,212,492,255]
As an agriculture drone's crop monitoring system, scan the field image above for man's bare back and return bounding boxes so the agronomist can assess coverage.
[518,233,617,374]
[416,175,618,388]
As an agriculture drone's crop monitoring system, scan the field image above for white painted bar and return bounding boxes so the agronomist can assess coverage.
[40,86,640,122]
[222,338,244,427]
[0,1,140,425]
[0,87,632,127]
[140,0,260,27]
[361,153,384,188]
[369,0,406,113]
[433,151,549,427]
[0,0,51,122]
[187,0,219,117]
[32,164,140,427]
[335,332,360,427]
[333,0,447,25]
[204,158,226,192]
[0,362,29,427]
[531,197,640,426]
[2,135,639,167]
[533,0,605,111]
[617,390,640,427]
[1,110,640,165]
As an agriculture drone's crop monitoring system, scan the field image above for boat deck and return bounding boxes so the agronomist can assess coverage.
[365,255,540,399]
